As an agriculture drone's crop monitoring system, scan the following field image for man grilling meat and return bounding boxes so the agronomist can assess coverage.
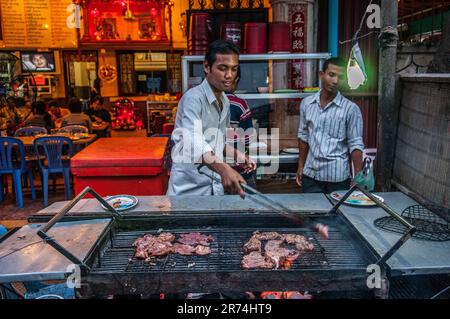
[167,40,256,198]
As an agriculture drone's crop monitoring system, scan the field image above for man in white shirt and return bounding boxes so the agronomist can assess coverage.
[296,57,364,193]
[167,40,256,197]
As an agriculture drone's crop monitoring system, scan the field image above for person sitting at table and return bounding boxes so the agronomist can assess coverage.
[48,100,70,129]
[84,95,111,137]
[0,96,25,135]
[24,100,54,133]
[61,97,92,133]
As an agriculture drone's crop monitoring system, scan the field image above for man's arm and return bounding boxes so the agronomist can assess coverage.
[224,143,256,174]
[347,104,365,179]
[202,151,247,198]
[296,100,309,187]
[296,138,309,187]
[351,149,363,177]
[173,95,247,198]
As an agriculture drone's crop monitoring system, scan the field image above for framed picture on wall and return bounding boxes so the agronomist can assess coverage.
[138,16,157,39]
[101,18,118,40]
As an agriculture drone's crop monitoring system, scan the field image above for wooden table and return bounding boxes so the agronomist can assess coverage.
[16,134,97,147]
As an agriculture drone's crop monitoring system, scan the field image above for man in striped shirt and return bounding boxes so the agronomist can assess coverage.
[226,68,257,188]
[296,57,364,193]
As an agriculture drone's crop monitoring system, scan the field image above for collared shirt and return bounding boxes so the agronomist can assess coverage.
[167,79,230,196]
[226,93,254,152]
[298,90,364,182]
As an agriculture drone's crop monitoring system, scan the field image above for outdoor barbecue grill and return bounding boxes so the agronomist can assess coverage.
[0,185,416,298]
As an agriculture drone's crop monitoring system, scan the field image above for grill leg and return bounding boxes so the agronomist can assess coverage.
[374,275,390,299]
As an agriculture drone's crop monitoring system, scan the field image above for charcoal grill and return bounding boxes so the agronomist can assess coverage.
[22,185,414,298]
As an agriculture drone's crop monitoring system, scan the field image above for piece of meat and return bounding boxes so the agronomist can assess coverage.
[252,231,282,241]
[132,234,155,247]
[171,243,196,256]
[282,234,315,251]
[177,232,215,246]
[157,232,175,242]
[241,251,276,269]
[295,240,315,252]
[195,245,211,255]
[135,248,148,259]
[243,236,262,254]
[264,240,299,269]
[147,241,173,257]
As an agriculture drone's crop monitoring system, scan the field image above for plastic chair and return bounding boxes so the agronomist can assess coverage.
[58,125,89,153]
[33,136,74,207]
[0,137,36,208]
[14,126,47,137]
[57,125,88,134]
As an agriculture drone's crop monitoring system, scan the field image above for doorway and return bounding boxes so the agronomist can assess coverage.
[63,51,98,100]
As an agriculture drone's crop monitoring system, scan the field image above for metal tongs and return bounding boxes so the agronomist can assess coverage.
[197,164,329,239]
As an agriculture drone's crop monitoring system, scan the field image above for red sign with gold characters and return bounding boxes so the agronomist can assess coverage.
[289,4,308,90]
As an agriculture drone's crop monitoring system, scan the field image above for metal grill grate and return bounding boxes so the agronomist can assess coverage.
[91,227,372,274]
[374,205,450,242]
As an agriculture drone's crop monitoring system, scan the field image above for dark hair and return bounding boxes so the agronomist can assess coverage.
[32,100,47,115]
[91,95,104,105]
[68,97,82,113]
[322,57,346,72]
[48,100,59,108]
[205,40,240,68]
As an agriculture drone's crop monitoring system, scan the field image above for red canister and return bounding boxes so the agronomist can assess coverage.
[244,22,267,54]
[269,22,291,52]
[189,13,212,54]
[221,22,242,50]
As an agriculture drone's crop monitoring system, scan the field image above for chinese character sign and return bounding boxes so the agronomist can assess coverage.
[289,5,307,90]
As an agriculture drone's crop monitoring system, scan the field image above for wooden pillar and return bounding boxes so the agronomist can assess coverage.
[376,0,399,191]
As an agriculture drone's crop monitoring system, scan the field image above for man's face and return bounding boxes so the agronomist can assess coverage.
[32,55,47,68]
[320,63,345,95]
[204,53,239,94]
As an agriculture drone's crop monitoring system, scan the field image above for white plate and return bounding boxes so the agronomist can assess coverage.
[330,190,384,207]
[280,148,299,154]
[101,195,138,211]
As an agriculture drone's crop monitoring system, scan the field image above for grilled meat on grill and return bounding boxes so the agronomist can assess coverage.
[241,231,315,269]
[243,236,262,254]
[172,243,196,255]
[241,251,276,269]
[195,245,211,255]
[134,232,214,260]
[157,232,176,242]
[282,234,315,251]
[252,231,283,241]
[177,232,215,246]
[147,241,173,257]
[264,240,300,269]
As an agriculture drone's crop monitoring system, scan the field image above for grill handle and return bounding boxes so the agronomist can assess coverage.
[37,186,122,271]
[329,184,416,265]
